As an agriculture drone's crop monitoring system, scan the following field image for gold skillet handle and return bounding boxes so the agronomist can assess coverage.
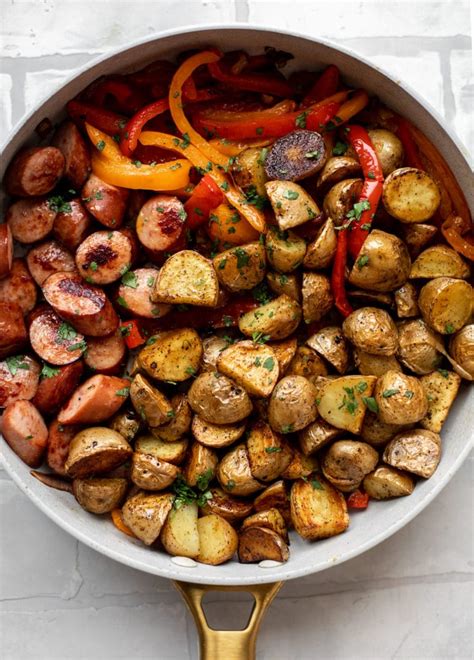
[173,580,283,660]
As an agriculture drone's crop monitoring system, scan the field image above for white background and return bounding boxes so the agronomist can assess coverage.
[1,1,473,658]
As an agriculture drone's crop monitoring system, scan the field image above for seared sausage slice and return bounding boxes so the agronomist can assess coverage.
[81,174,129,228]
[6,197,56,244]
[42,271,119,337]
[32,360,83,414]
[29,307,85,365]
[47,418,81,476]
[51,120,91,188]
[57,374,130,424]
[0,302,27,358]
[0,258,37,315]
[26,240,76,286]
[4,146,65,197]
[1,400,48,467]
[0,355,40,408]
[136,195,186,253]
[84,329,126,374]
[117,267,171,318]
[75,231,132,285]
[0,224,14,279]
[53,198,92,251]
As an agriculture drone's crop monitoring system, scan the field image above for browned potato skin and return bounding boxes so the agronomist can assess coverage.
[322,440,378,492]
[266,271,300,301]
[323,178,363,226]
[290,477,349,540]
[134,435,189,465]
[307,326,350,374]
[269,338,297,375]
[265,227,306,273]
[353,349,401,377]
[151,393,191,442]
[302,272,334,323]
[200,487,253,524]
[343,307,399,356]
[216,340,279,398]
[418,277,473,335]
[410,244,470,279]
[232,147,268,197]
[188,372,252,424]
[73,478,128,514]
[241,508,289,543]
[201,336,228,372]
[449,324,474,378]
[363,466,414,499]
[265,181,320,231]
[383,428,441,478]
[375,370,428,425]
[420,369,461,432]
[121,491,174,545]
[348,229,411,292]
[238,526,289,563]
[217,444,263,496]
[286,346,328,379]
[367,129,404,176]
[394,283,419,318]
[316,157,361,195]
[397,319,442,375]
[268,375,318,433]
[383,167,441,223]
[238,294,302,341]
[298,418,343,455]
[196,514,239,565]
[254,480,291,526]
[184,442,218,487]
[303,218,337,269]
[131,452,180,490]
[137,329,202,383]
[192,415,246,448]
[360,413,405,447]
[402,223,438,258]
[213,242,266,292]
[280,450,318,480]
[110,409,141,444]
[246,420,293,482]
[130,374,173,428]
[65,428,133,479]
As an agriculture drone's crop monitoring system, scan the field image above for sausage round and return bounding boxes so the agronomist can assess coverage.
[42,271,119,337]
[47,418,81,475]
[57,374,130,424]
[1,400,48,467]
[81,174,129,228]
[0,258,37,315]
[32,360,84,414]
[53,198,92,251]
[4,146,65,197]
[0,224,14,279]
[0,302,27,358]
[116,267,171,318]
[26,240,76,286]
[136,195,186,252]
[6,197,56,244]
[84,330,126,374]
[0,355,41,408]
[75,230,133,285]
[29,306,85,365]
[51,120,91,188]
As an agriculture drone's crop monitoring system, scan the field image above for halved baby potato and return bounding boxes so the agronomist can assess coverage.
[265,227,306,273]
[290,477,349,540]
[298,418,343,456]
[122,491,174,545]
[131,452,180,490]
[65,427,133,479]
[420,369,461,432]
[188,372,253,425]
[201,336,228,372]
[323,178,363,226]
[232,146,268,196]
[200,487,253,524]
[394,282,419,318]
[217,443,263,496]
[137,329,203,383]
[303,218,337,269]
[152,250,219,307]
[363,466,414,500]
[348,229,411,292]
[213,242,266,292]
[183,442,218,487]
[410,244,470,279]
[353,349,401,377]
[418,277,472,335]
[268,375,318,433]
[238,294,302,340]
[307,326,350,375]
[321,440,378,492]
[135,434,188,465]
[238,526,289,563]
[280,450,318,480]
[383,167,441,223]
[316,157,361,195]
[130,374,173,428]
[246,420,293,482]
[161,501,200,558]
[374,370,428,425]
[269,337,298,375]
[317,375,377,434]
[192,415,246,449]
[73,477,128,514]
[196,514,238,565]
[367,128,404,176]
[265,180,320,230]
[302,272,333,323]
[401,223,438,257]
[151,393,192,442]
[343,307,399,356]
[360,413,404,447]
[286,345,328,379]
[217,340,279,398]
[383,428,441,478]
[449,325,474,378]
[266,271,300,301]
[241,508,289,543]
[254,480,291,526]
[397,319,442,375]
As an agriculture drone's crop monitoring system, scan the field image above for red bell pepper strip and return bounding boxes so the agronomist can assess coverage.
[347,490,369,509]
[67,100,126,137]
[119,98,170,157]
[396,117,425,170]
[208,60,294,98]
[88,78,146,114]
[301,65,340,108]
[184,175,224,229]
[344,125,384,260]
[331,228,353,318]
[120,320,146,349]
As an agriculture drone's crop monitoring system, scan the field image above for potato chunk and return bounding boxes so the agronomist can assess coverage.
[65,427,132,479]
[161,501,200,558]
[307,326,350,374]
[135,435,188,465]
[131,453,180,490]
[265,227,306,273]
[420,369,461,432]
[152,250,219,307]
[342,307,398,356]
[382,167,440,222]
[418,277,472,335]
[303,218,337,269]
[317,375,377,434]
[363,466,414,500]
[302,272,333,323]
[188,372,252,424]
[73,478,128,514]
[321,440,378,492]
[197,514,238,565]
[410,244,470,279]
[265,180,320,230]
[383,429,441,478]
[130,374,173,428]
[122,492,174,546]
[246,420,293,482]
[238,526,289,563]
[217,443,263,496]
[213,242,266,292]
[183,442,218,487]
[138,329,202,382]
[268,375,318,433]
[217,340,279,398]
[375,370,428,425]
[290,477,349,540]
[238,294,302,340]
[191,415,246,448]
[348,229,411,292]
[241,508,288,543]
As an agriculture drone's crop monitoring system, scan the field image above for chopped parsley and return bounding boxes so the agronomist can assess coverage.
[338,387,358,415]
[262,357,275,371]
[283,189,299,200]
[234,247,250,269]
[89,261,98,272]
[40,364,60,379]
[362,396,379,413]
[56,322,77,343]
[220,181,230,191]
[244,186,267,210]
[226,479,236,490]
[255,127,264,135]
[367,171,376,180]
[357,254,369,270]
[121,271,138,288]
[332,141,348,156]
[281,424,294,434]
[185,366,196,376]
[310,478,323,490]
[173,475,213,509]
[120,324,131,337]
[279,274,289,286]
[347,199,370,223]
[96,140,106,151]
[438,369,449,378]
[295,111,308,128]
[166,410,176,419]
[265,446,282,453]
[222,315,233,327]
[218,258,227,270]
[252,282,272,305]
[67,340,87,353]
[5,356,30,376]
[48,195,72,214]
[445,323,455,334]
[382,389,399,398]
[304,150,320,159]
[356,381,368,393]
[404,390,415,399]
[251,332,270,344]
[115,387,130,397]
[117,296,129,308]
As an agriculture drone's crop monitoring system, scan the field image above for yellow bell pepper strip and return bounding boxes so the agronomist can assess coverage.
[139,130,266,233]
[197,99,296,123]
[334,90,369,125]
[168,50,230,169]
[85,124,192,191]
[209,137,273,157]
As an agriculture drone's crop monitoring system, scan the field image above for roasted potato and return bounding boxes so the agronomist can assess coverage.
[65,427,133,479]
[449,324,474,378]
[418,277,472,335]
[152,250,219,307]
[241,508,289,543]
[232,147,268,196]
[286,345,328,379]
[394,283,419,318]
[268,375,318,433]
[131,452,180,490]
[348,229,411,292]
[317,375,377,434]
[303,218,337,269]
[266,271,300,301]
[302,272,333,323]
[402,223,438,258]
[238,526,289,563]
[363,466,414,499]
[188,372,252,424]
[200,487,253,524]
[109,409,141,444]
[321,440,378,492]
[151,393,191,442]
[216,340,279,398]
[134,434,188,465]
[353,349,401,377]
[130,374,173,428]
[383,428,441,478]
[217,444,263,496]
[265,227,306,273]
[360,413,404,447]
[196,514,239,565]
[280,450,318,480]
[137,329,203,382]
[420,369,461,432]
[397,319,442,374]
[183,442,218,487]
[246,420,293,482]
[161,501,200,558]
[264,129,327,181]
[323,178,363,226]
[73,477,128,514]
[316,157,361,195]
[213,242,266,292]
[254,480,291,526]
[298,418,343,455]
[375,370,428,424]
[192,415,246,448]
[238,294,302,340]
[410,244,470,279]
[383,167,441,222]
[122,491,174,545]
[265,180,320,230]
[367,128,404,176]
[290,477,349,540]
[307,326,350,374]
[270,337,298,375]
[342,307,399,356]
[201,336,228,372]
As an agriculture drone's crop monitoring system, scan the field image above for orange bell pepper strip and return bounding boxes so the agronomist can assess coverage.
[206,203,260,245]
[197,99,296,123]
[85,124,192,191]
[209,137,273,157]
[334,90,369,124]
[111,509,137,538]
[441,215,474,261]
[139,130,266,233]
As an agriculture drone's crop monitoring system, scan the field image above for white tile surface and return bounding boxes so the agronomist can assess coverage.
[1,1,473,658]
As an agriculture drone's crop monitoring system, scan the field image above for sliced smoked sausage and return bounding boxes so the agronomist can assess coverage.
[26,240,76,286]
[117,267,171,318]
[47,418,81,475]
[0,224,14,279]
[51,120,91,188]
[0,258,37,315]
[6,197,56,244]
[57,374,130,424]
[84,330,126,374]
[53,198,92,251]
[81,174,129,228]
[0,302,27,358]
[42,271,119,337]
[1,400,48,467]
[75,230,132,284]
[4,146,65,197]
[29,306,85,365]
[32,360,83,414]
[136,195,186,253]
[0,355,40,408]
